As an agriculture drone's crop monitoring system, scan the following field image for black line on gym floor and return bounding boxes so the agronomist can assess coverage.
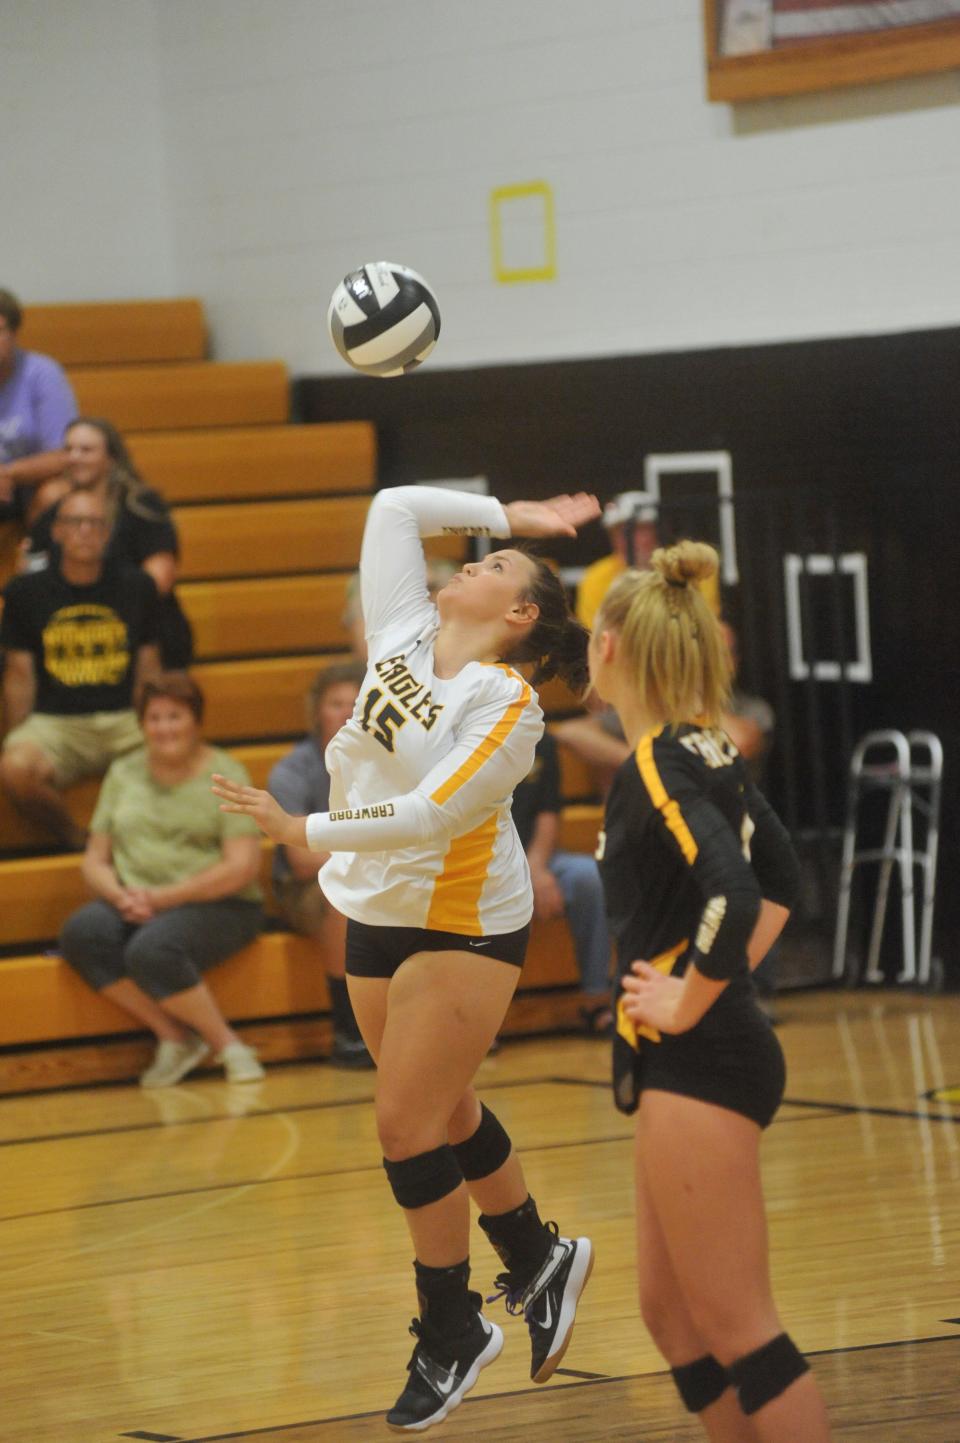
[807,1330,960,1358]
[785,1095,960,1126]
[176,1330,960,1441]
[120,1431,184,1441]
[549,1075,960,1126]
[4,1071,951,1165]
[0,1129,637,1223]
[0,1072,558,1150]
[553,1366,609,1379]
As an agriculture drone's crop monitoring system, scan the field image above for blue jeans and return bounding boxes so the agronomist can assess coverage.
[549,850,612,997]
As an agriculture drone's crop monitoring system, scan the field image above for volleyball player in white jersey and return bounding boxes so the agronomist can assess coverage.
[213,485,598,1432]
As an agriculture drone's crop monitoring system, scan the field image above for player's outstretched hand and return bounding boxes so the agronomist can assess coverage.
[504,493,600,539]
[211,774,304,847]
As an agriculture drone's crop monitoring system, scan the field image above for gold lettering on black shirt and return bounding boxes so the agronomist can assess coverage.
[42,604,130,688]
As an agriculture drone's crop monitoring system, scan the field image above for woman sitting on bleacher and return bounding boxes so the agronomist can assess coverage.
[59,672,265,1087]
[24,415,193,668]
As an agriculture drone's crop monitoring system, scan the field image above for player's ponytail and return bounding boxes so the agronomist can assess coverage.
[508,552,591,696]
[597,540,730,726]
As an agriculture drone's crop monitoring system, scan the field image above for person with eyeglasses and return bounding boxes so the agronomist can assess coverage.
[0,487,161,850]
[22,416,193,669]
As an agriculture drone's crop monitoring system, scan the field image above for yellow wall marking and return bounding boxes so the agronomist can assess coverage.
[490,180,556,283]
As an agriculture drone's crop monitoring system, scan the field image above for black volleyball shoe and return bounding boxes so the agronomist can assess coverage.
[385,1302,503,1432]
[487,1224,594,1383]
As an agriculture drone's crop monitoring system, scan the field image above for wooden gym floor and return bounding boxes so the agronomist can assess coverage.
[2,989,959,1443]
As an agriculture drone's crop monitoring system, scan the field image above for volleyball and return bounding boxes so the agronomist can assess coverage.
[327,261,441,377]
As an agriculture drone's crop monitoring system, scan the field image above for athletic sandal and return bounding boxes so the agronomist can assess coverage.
[140,1034,210,1089]
[386,1302,503,1432]
[217,1042,265,1083]
[487,1224,594,1382]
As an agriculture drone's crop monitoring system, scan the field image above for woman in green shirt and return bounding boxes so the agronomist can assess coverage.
[59,672,264,1086]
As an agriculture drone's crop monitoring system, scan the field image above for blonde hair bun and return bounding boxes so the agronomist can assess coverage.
[652,540,719,588]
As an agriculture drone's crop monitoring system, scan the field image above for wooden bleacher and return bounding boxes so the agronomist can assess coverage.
[127,422,376,502]
[0,797,603,1094]
[0,297,597,1094]
[68,360,290,432]
[18,298,207,366]
[0,736,600,855]
[175,497,370,578]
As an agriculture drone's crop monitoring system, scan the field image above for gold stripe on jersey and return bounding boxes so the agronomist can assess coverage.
[616,938,689,1052]
[426,814,499,934]
[635,730,699,865]
[430,680,533,807]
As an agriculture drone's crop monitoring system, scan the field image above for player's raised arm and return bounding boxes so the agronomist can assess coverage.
[360,486,510,651]
[359,486,599,651]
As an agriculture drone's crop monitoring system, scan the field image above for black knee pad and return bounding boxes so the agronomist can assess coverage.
[671,1354,730,1413]
[728,1333,809,1415]
[383,1144,463,1210]
[452,1103,512,1181]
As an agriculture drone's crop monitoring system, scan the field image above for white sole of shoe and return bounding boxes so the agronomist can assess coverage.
[386,1320,504,1433]
[532,1238,595,1384]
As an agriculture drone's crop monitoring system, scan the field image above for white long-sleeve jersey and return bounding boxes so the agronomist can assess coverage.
[312,486,544,935]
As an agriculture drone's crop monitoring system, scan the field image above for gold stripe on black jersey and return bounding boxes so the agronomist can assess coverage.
[635,729,699,865]
[616,938,689,1052]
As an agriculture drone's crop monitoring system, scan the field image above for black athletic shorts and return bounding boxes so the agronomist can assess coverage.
[614,990,786,1129]
[346,919,530,979]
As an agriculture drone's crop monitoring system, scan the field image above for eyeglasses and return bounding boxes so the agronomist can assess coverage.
[58,516,108,530]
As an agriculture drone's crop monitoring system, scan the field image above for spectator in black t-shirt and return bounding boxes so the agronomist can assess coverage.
[0,487,161,850]
[513,730,614,1034]
[24,416,193,668]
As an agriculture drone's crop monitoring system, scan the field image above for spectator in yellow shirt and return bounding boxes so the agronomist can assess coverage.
[561,492,720,795]
[576,491,719,629]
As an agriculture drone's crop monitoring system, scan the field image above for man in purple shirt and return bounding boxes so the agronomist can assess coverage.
[0,288,77,522]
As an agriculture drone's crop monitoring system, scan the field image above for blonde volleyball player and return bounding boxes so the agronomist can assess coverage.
[589,543,832,1443]
[213,485,598,1432]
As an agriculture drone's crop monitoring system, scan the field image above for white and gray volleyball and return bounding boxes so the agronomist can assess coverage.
[327,262,441,377]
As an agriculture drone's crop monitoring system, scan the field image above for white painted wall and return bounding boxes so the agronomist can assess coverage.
[0,0,175,302]
[5,1,960,369]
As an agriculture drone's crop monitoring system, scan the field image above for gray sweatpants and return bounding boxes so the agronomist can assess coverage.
[59,899,263,1000]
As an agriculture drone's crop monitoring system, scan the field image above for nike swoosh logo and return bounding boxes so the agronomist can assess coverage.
[434,1374,456,1397]
[538,1291,553,1330]
[469,939,493,948]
